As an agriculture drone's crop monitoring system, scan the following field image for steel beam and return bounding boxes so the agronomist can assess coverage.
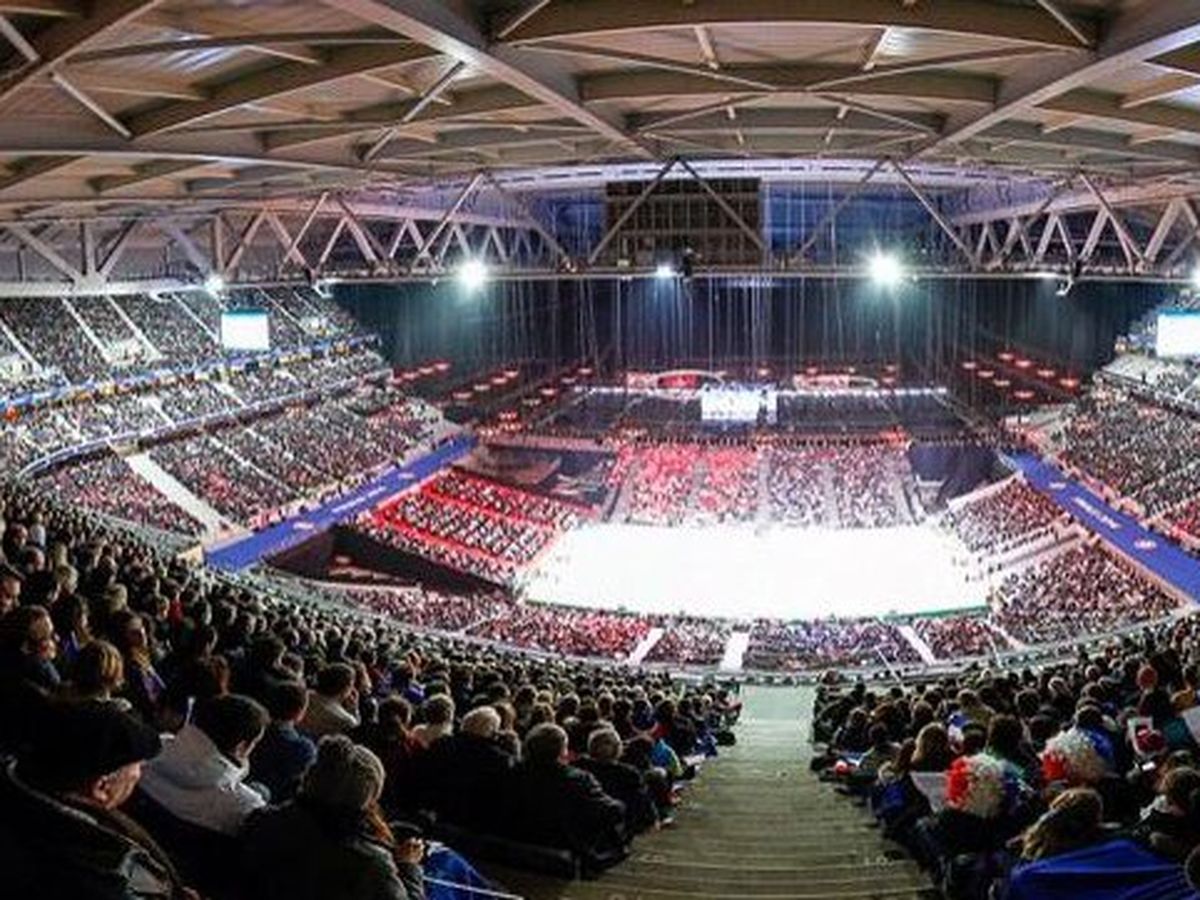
[675,157,767,258]
[480,171,573,269]
[4,223,82,281]
[320,0,654,158]
[123,43,437,137]
[791,156,886,264]
[0,0,162,108]
[363,60,465,162]
[502,0,1096,50]
[922,1,1200,155]
[1145,199,1184,266]
[1079,172,1144,271]
[410,172,484,271]
[1031,0,1092,48]
[890,159,978,267]
[587,157,676,266]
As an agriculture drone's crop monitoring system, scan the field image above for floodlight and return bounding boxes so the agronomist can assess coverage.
[1191,263,1200,290]
[457,258,488,291]
[204,273,226,295]
[868,251,904,288]
[654,262,675,280]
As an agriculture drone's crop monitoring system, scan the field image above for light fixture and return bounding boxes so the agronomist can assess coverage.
[868,251,904,288]
[654,262,675,280]
[204,273,226,296]
[1055,278,1074,298]
[457,258,488,291]
[1191,263,1200,290]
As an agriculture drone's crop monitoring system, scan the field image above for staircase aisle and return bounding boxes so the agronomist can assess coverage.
[488,686,935,899]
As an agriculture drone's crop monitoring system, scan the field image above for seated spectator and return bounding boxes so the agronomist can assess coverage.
[301,662,361,738]
[356,695,421,816]
[509,722,627,867]
[576,726,658,834]
[0,603,60,749]
[855,724,900,784]
[241,734,425,900]
[1018,787,1107,862]
[422,705,513,832]
[0,561,21,615]
[0,701,194,899]
[138,694,270,835]
[108,610,166,727]
[0,602,60,692]
[250,680,317,804]
[58,638,132,712]
[51,592,91,671]
[1131,766,1200,860]
[411,694,454,748]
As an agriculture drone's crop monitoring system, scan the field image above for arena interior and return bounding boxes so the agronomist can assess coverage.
[11,1,1200,898]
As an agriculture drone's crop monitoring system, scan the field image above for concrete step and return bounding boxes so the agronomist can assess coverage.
[610,859,924,883]
[478,685,934,900]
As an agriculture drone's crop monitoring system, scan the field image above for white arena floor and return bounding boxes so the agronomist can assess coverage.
[519,523,988,621]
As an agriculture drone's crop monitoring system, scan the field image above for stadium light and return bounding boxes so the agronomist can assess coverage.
[457,258,488,291]
[868,251,904,288]
[654,262,675,280]
[1191,263,1200,290]
[204,273,226,296]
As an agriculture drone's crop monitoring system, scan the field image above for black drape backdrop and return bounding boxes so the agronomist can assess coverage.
[336,277,1164,379]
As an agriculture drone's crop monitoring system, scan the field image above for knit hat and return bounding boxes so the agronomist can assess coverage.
[22,702,161,790]
[300,734,385,811]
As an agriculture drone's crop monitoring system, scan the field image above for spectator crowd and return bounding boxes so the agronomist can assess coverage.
[943,479,1063,556]
[0,480,741,898]
[813,614,1200,898]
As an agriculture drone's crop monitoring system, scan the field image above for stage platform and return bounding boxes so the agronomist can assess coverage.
[205,435,475,572]
[1008,452,1200,603]
[519,522,985,621]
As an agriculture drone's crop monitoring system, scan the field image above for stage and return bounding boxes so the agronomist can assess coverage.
[519,522,986,621]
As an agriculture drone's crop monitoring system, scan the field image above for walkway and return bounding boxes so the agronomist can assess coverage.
[490,686,934,899]
[124,452,229,534]
[1008,452,1200,603]
[205,434,475,571]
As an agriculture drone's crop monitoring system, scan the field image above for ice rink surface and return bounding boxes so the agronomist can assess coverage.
[520,522,987,620]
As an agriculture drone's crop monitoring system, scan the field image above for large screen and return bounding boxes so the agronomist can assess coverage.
[1157,309,1200,358]
[701,387,777,423]
[220,309,270,352]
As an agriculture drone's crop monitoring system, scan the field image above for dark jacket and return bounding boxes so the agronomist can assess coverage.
[0,759,186,900]
[250,721,317,803]
[575,756,658,833]
[355,724,423,817]
[241,799,424,900]
[0,651,57,751]
[420,733,513,831]
[507,760,627,861]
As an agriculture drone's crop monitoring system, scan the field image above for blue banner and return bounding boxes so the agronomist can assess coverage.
[205,434,475,571]
[1007,452,1200,603]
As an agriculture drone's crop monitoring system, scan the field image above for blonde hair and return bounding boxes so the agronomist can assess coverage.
[75,639,125,696]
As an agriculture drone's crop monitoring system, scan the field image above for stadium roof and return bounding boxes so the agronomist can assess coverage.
[0,1,1199,289]
[0,0,1196,210]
